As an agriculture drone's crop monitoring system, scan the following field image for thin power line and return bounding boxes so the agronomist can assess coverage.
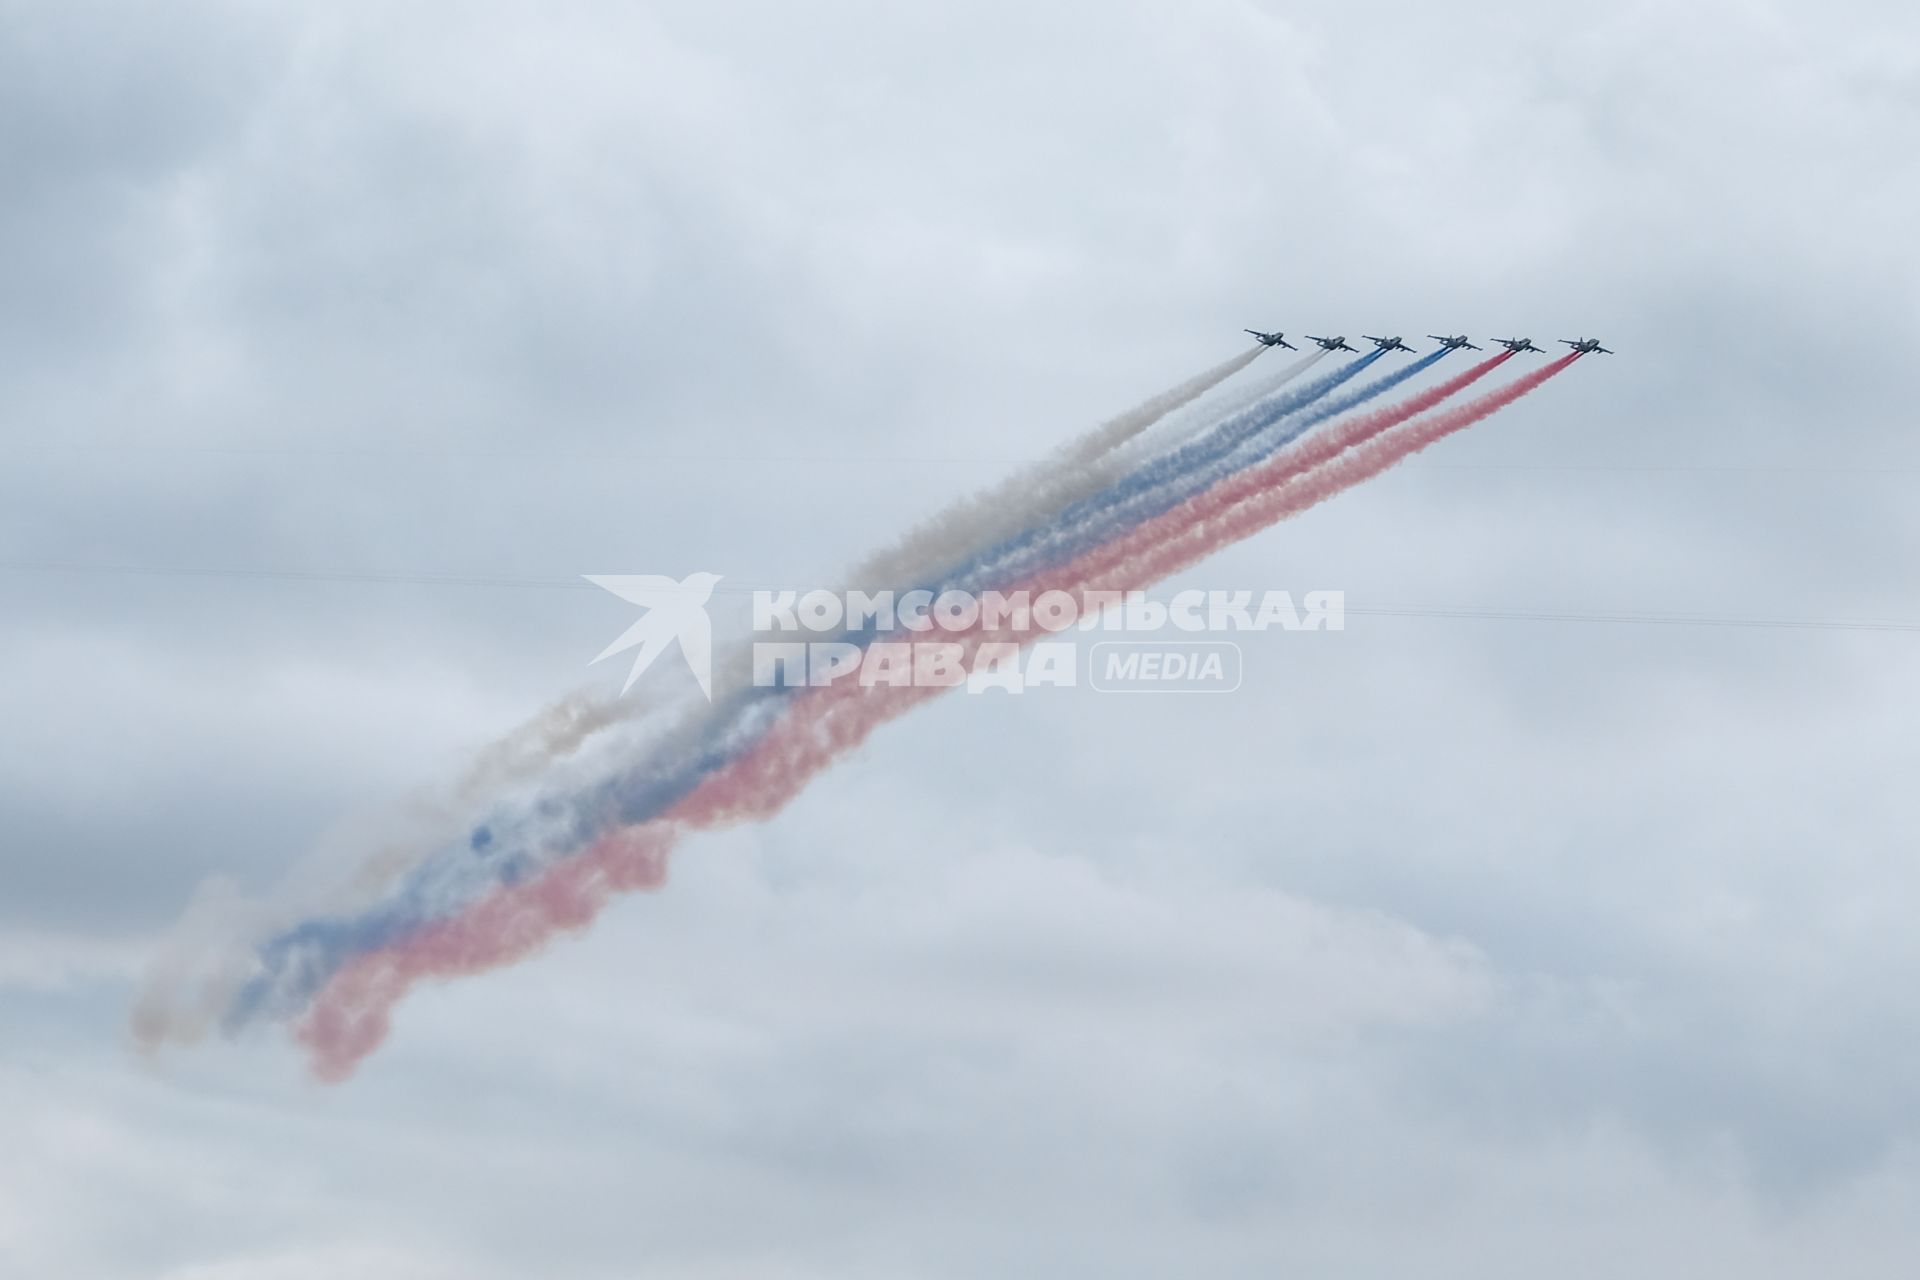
[2,559,1914,634]
[6,442,1918,474]
[1342,605,1918,633]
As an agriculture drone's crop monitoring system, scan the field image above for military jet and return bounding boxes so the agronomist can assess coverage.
[1305,335,1359,353]
[1560,337,1614,355]
[1493,337,1545,354]
[1364,335,1417,354]
[1244,329,1298,350]
[1430,334,1481,351]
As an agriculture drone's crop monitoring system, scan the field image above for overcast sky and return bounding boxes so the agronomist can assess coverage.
[4,0,1920,1275]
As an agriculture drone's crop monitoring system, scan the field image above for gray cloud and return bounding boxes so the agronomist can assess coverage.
[4,0,1920,1274]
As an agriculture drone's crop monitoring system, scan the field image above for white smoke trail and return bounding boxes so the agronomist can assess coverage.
[689,347,1284,723]
[458,344,1277,774]
[1093,349,1327,491]
[138,343,1277,1002]
[845,345,1266,591]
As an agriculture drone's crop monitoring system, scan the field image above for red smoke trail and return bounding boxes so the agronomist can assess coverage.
[1281,350,1512,475]
[666,352,1553,833]
[298,354,1576,1080]
[298,824,675,1078]
[1071,352,1578,618]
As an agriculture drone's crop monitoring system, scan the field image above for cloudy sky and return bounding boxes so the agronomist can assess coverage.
[4,0,1919,1274]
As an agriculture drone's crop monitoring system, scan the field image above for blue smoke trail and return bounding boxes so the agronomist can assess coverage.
[933,348,1449,596]
[905,350,1383,593]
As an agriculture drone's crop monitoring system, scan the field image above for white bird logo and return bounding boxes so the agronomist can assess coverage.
[585,572,722,699]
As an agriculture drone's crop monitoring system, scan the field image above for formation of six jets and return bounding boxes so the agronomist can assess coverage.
[1244,329,1612,355]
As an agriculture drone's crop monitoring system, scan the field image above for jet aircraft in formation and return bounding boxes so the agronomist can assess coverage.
[1243,329,1298,349]
[1249,330,1608,356]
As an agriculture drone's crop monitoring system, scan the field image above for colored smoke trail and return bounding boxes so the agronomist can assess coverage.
[924,348,1439,595]
[294,355,1577,1080]
[1272,349,1516,475]
[220,347,1464,1032]
[133,345,1280,1050]
[1095,348,1328,481]
[851,344,1270,593]
[693,346,1315,703]
[1090,353,1582,604]
[441,345,1275,783]
[655,357,1586,842]
[660,357,1581,841]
